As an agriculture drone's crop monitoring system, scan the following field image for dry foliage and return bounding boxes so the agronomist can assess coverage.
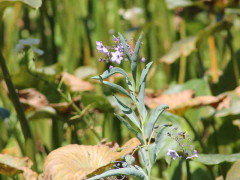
[43,138,140,180]
[0,154,37,180]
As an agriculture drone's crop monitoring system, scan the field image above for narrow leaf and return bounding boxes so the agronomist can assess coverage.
[131,33,143,63]
[115,114,138,134]
[88,166,147,180]
[118,33,131,61]
[139,62,153,121]
[113,95,141,129]
[102,81,131,98]
[145,104,169,138]
[139,147,149,167]
[91,67,128,80]
[154,127,167,158]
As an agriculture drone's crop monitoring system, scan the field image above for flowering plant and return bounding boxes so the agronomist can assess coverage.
[90,33,197,180]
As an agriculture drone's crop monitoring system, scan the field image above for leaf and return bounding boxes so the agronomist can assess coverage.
[102,81,131,98]
[43,138,140,180]
[0,153,37,179]
[18,88,49,111]
[91,67,128,80]
[146,89,227,116]
[115,114,144,144]
[131,33,143,83]
[165,0,194,9]
[139,147,148,167]
[145,104,169,138]
[160,21,231,64]
[27,106,56,120]
[154,126,167,159]
[88,166,147,180]
[113,95,141,129]
[226,160,240,180]
[60,72,94,92]
[118,33,131,61]
[196,153,240,165]
[139,62,153,121]
[124,155,135,165]
[0,0,42,12]
[160,36,197,64]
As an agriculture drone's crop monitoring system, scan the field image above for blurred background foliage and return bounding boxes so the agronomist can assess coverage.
[0,0,240,179]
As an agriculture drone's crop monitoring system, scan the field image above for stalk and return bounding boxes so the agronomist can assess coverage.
[0,52,36,169]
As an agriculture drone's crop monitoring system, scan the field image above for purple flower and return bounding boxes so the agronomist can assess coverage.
[167,149,180,160]
[186,150,198,159]
[109,65,114,69]
[141,57,146,63]
[111,51,123,64]
[98,58,103,62]
[96,41,109,56]
[113,35,119,42]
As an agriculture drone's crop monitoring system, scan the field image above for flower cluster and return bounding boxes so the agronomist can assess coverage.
[96,35,145,66]
[167,149,198,160]
[15,38,44,56]
[166,127,198,160]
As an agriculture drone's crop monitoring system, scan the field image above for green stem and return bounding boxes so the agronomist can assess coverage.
[186,160,191,180]
[0,52,36,169]
[183,116,207,153]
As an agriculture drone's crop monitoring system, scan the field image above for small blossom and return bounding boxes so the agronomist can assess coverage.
[111,51,123,64]
[96,41,109,56]
[19,38,40,46]
[141,57,146,63]
[109,65,114,69]
[32,48,44,56]
[98,58,103,62]
[113,35,119,42]
[186,150,198,159]
[167,149,180,160]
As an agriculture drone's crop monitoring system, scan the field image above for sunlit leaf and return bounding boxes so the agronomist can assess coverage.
[91,67,128,80]
[146,89,227,116]
[145,104,169,138]
[160,37,197,64]
[60,72,94,92]
[0,154,37,179]
[43,138,140,180]
[196,153,240,165]
[18,88,48,111]
[102,81,131,98]
[113,95,141,129]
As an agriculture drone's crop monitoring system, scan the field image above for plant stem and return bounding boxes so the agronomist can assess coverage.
[183,116,207,153]
[0,52,36,169]
[186,160,191,180]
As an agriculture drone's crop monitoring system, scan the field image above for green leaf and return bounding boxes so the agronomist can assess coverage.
[118,33,131,61]
[92,67,128,80]
[196,153,240,165]
[160,36,197,64]
[27,106,56,120]
[88,166,147,180]
[131,33,143,63]
[115,114,138,135]
[102,81,131,98]
[145,104,169,138]
[139,62,153,121]
[154,126,167,159]
[113,95,141,129]
[0,0,42,16]
[139,147,149,167]
[124,155,135,165]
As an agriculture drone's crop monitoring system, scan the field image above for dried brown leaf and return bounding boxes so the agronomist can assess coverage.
[0,154,37,179]
[18,88,48,110]
[43,138,140,180]
[60,72,94,92]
